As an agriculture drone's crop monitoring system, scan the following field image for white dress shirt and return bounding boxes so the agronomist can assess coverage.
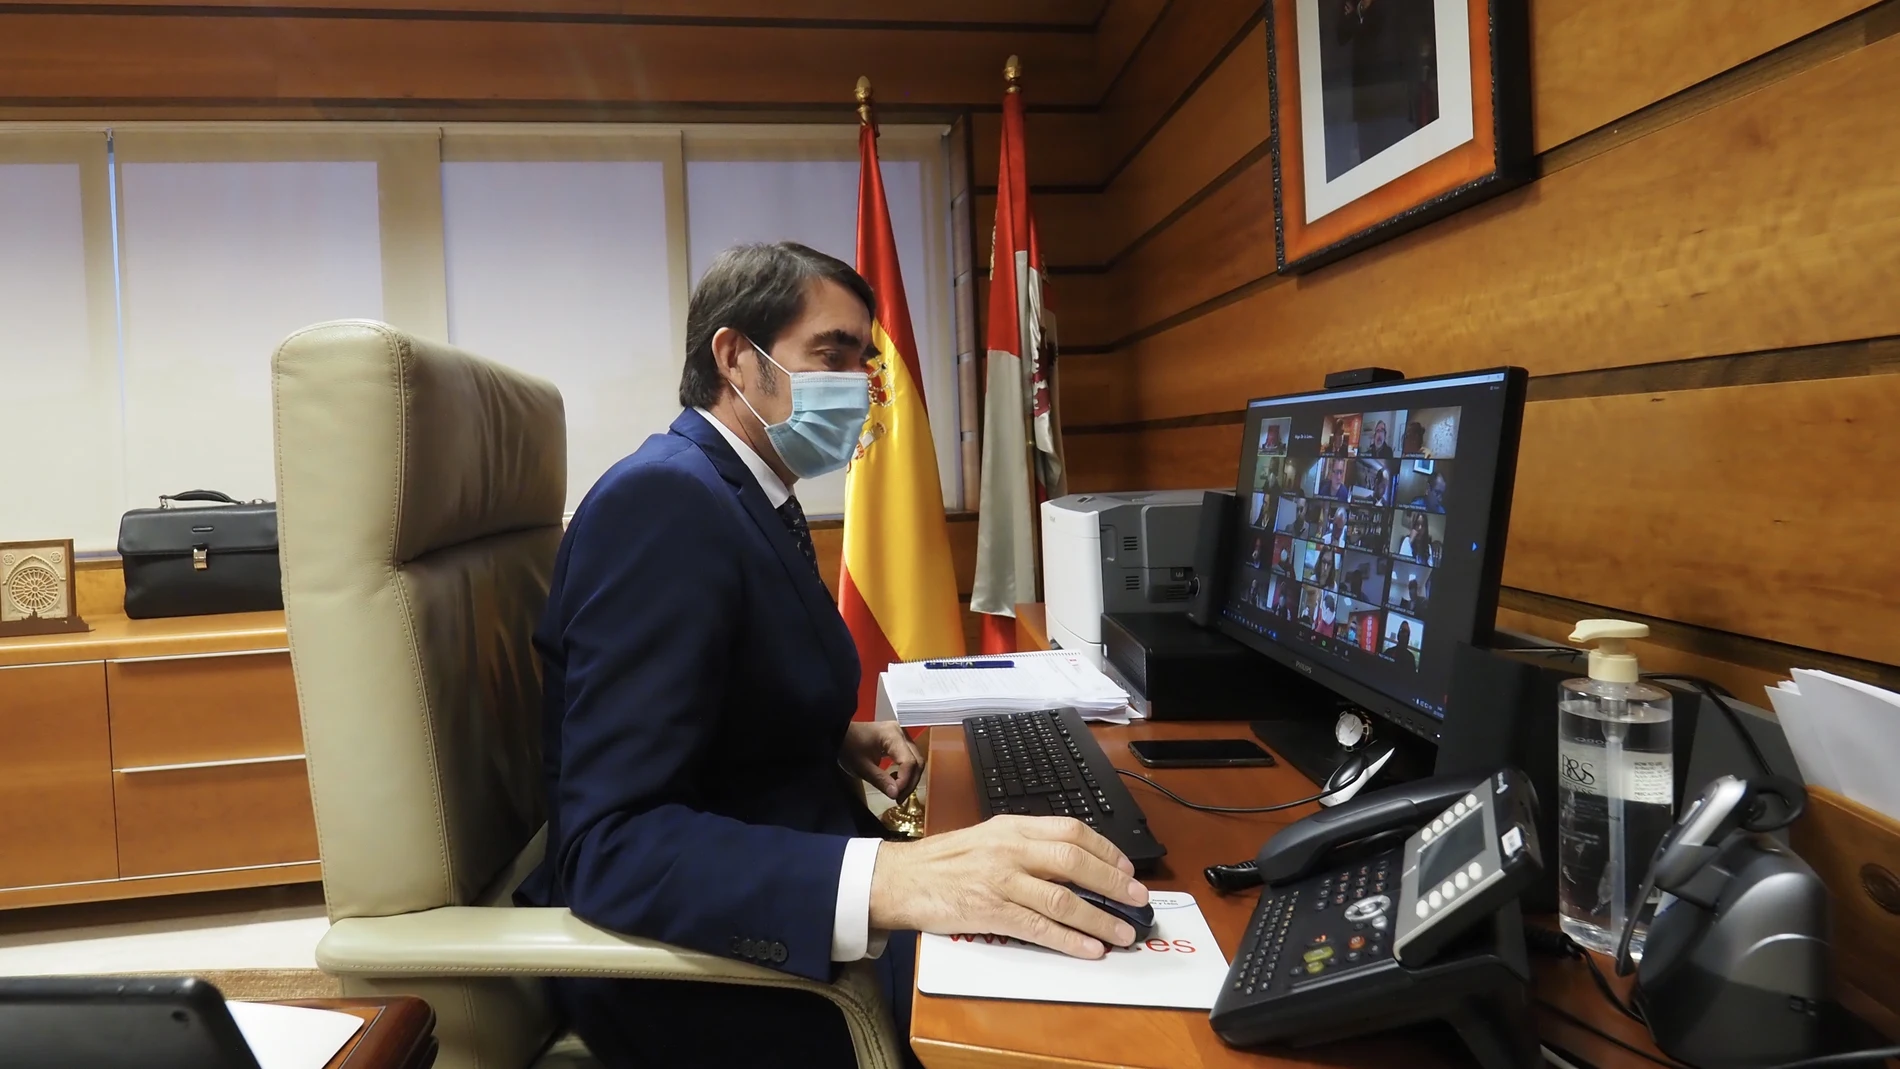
[692,408,887,962]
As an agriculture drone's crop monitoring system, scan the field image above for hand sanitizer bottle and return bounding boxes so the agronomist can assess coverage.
[1557,620,1674,958]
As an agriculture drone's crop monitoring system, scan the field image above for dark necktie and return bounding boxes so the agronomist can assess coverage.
[776,497,820,577]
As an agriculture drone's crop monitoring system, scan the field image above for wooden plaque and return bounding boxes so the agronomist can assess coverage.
[0,539,89,638]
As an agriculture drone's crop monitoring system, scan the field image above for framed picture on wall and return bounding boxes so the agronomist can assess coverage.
[1266,0,1531,274]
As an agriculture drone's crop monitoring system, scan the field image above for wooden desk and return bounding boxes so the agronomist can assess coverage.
[276,997,437,1069]
[913,720,1670,1069]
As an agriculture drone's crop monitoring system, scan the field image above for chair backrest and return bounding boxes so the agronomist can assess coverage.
[272,320,566,923]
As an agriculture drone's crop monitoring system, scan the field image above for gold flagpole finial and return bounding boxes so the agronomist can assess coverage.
[855,76,874,127]
[1004,55,1022,93]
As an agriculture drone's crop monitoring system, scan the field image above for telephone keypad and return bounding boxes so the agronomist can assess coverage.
[1233,854,1394,998]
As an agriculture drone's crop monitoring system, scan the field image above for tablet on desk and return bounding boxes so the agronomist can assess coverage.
[0,976,366,1069]
[0,976,260,1069]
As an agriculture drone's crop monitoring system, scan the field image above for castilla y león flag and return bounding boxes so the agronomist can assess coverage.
[971,59,1068,654]
[839,83,966,720]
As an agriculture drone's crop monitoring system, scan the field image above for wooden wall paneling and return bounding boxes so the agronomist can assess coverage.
[1063,374,1900,667]
[1095,0,1262,176]
[0,15,1099,109]
[15,0,1108,21]
[973,191,1117,267]
[1059,352,1141,427]
[1046,270,1118,351]
[105,652,303,769]
[1060,377,1900,670]
[1051,422,1874,699]
[1061,431,1140,494]
[112,759,320,877]
[1100,21,1272,258]
[1529,0,1884,152]
[1504,377,1900,666]
[0,663,120,890]
[809,514,979,601]
[971,111,1108,190]
[1493,606,1785,704]
[1093,0,1170,91]
[1079,33,1900,426]
[1106,151,1282,339]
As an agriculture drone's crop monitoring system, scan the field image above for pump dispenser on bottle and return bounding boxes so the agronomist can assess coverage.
[1556,620,1675,958]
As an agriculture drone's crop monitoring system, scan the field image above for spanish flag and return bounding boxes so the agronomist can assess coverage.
[839,77,966,720]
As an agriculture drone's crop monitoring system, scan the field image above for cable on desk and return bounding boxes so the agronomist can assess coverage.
[1113,767,1344,814]
[1525,926,1646,1025]
[1641,673,1775,778]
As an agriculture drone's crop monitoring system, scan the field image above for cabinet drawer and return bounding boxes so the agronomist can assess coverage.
[0,663,118,889]
[107,650,302,768]
[112,758,319,878]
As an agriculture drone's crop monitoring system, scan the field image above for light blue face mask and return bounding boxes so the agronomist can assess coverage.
[731,339,870,480]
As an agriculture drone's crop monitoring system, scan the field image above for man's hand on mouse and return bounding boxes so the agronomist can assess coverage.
[867,816,1151,958]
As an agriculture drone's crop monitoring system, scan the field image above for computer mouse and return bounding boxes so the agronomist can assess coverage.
[1068,885,1155,942]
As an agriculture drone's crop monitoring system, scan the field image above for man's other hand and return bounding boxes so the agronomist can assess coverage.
[868,816,1152,958]
[841,720,922,800]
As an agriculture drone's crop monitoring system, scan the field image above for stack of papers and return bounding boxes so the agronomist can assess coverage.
[917,891,1229,1009]
[1768,670,1900,821]
[879,650,1133,728]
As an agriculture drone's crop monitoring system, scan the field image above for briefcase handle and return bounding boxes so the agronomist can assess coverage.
[158,489,240,509]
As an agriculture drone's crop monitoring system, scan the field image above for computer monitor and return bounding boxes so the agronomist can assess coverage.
[1217,368,1527,741]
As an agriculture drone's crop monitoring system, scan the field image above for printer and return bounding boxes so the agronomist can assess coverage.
[1041,490,1209,665]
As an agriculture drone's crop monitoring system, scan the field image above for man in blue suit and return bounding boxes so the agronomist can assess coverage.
[517,243,1151,1068]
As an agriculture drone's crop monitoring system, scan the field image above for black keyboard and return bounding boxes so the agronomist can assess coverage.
[964,708,1168,874]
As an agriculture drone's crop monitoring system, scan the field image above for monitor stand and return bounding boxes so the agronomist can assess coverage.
[1249,713,1349,789]
[1244,664,1438,793]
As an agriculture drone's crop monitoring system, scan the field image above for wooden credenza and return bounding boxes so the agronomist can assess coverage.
[0,610,320,910]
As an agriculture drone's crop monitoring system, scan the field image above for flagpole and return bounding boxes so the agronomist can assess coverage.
[1004,54,1046,605]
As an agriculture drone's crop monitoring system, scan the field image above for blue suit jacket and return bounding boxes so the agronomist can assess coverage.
[517,410,875,983]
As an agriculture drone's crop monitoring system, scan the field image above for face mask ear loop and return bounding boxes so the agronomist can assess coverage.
[727,335,781,433]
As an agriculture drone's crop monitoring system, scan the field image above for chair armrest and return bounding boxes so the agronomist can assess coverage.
[319,906,771,982]
[318,907,903,1069]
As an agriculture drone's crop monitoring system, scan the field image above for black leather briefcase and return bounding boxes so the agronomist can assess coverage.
[117,490,283,619]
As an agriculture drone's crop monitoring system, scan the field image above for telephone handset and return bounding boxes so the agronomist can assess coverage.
[1210,769,1546,1069]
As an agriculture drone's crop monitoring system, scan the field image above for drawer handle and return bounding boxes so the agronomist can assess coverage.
[117,753,306,775]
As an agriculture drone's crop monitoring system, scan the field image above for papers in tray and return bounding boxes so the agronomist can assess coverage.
[879,650,1135,729]
[916,891,1229,1009]
[1770,670,1900,821]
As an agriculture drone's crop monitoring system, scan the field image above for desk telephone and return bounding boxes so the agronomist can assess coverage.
[1211,768,1545,1069]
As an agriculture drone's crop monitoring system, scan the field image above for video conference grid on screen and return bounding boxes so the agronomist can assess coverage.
[1228,393,1476,719]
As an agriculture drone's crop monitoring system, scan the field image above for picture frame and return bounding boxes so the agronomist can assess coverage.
[1266,0,1531,273]
[0,538,88,638]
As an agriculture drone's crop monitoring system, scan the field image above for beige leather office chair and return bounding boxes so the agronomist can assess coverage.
[272,321,903,1069]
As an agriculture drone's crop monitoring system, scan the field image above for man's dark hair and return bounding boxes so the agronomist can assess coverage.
[678,242,876,408]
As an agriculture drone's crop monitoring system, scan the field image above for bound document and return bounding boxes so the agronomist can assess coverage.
[877,650,1134,729]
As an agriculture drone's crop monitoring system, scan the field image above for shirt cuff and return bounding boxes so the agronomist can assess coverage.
[831,838,885,962]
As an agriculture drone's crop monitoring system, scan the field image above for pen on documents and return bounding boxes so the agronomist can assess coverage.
[924,660,1014,669]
